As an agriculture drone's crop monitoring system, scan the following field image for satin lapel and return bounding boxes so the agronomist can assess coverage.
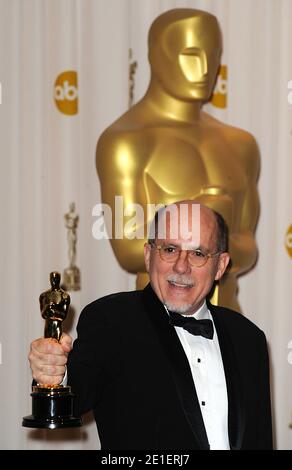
[208,302,246,450]
[142,284,209,450]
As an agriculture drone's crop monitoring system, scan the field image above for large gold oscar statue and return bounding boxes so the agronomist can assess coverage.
[96,9,259,311]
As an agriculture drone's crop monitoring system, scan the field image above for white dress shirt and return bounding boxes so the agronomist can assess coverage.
[165,301,230,450]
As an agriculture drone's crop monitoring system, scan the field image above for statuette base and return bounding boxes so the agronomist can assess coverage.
[22,385,82,429]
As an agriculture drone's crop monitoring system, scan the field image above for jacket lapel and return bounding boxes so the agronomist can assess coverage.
[208,302,246,450]
[142,284,210,450]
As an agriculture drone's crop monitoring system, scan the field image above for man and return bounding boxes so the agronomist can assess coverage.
[29,202,272,450]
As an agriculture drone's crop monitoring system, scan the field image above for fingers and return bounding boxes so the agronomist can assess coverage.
[28,337,71,386]
[31,334,72,355]
[32,365,67,386]
[31,348,68,366]
[33,374,65,386]
[60,333,73,353]
[31,337,64,355]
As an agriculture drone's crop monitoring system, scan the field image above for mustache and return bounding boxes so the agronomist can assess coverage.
[167,274,194,287]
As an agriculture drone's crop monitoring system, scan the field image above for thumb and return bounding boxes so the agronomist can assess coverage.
[60,332,73,353]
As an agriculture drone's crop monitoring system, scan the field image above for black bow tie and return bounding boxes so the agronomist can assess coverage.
[168,310,214,340]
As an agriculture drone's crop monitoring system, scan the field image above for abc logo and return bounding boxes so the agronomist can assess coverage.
[54,71,78,115]
[285,225,292,257]
[211,65,227,109]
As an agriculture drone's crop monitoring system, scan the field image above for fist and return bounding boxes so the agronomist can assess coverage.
[28,333,72,385]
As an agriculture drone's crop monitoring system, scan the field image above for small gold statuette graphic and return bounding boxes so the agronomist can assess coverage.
[22,272,82,429]
[63,202,81,291]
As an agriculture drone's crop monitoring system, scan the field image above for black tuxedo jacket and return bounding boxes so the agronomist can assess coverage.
[67,284,273,450]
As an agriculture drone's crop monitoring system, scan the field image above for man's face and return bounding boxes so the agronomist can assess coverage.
[144,204,229,315]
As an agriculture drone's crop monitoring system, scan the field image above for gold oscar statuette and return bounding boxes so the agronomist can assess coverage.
[22,272,82,429]
[63,203,81,291]
[96,9,260,312]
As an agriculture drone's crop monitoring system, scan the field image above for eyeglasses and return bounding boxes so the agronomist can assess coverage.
[149,242,222,268]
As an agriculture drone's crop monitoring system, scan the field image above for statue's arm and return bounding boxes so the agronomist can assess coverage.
[96,131,149,273]
[229,134,260,275]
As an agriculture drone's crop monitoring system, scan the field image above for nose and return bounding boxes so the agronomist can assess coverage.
[199,49,208,77]
[173,250,191,274]
[179,48,208,82]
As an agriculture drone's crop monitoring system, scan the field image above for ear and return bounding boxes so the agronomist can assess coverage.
[214,252,230,281]
[144,243,151,273]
